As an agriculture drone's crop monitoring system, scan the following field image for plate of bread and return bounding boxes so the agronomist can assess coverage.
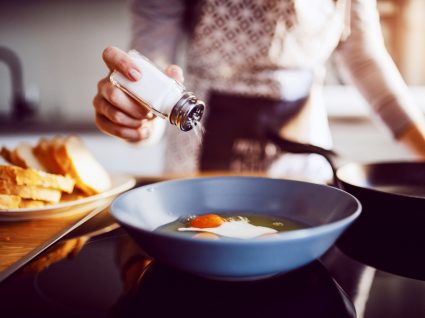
[0,135,135,220]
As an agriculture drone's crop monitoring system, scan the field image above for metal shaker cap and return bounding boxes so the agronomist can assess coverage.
[169,92,205,131]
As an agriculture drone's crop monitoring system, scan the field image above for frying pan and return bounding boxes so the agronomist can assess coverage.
[267,132,425,280]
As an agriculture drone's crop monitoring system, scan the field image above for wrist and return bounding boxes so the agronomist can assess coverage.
[398,122,425,159]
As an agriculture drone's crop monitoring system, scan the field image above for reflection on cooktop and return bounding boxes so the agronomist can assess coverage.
[33,232,125,316]
[109,261,355,318]
[0,228,424,318]
[0,229,353,318]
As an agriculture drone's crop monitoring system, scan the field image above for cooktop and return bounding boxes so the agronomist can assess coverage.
[0,227,424,318]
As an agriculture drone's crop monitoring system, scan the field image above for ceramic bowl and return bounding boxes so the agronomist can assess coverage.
[111,177,361,280]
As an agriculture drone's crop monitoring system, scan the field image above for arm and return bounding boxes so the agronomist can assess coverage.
[334,0,425,158]
[399,123,425,158]
[130,0,186,67]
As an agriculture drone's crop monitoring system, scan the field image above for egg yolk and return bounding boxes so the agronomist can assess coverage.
[190,214,224,228]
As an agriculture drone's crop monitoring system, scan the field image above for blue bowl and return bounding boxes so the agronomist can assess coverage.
[111,177,361,280]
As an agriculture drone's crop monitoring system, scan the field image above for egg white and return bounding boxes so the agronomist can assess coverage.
[178,220,277,239]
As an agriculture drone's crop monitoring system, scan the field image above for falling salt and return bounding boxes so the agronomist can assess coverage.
[190,120,206,145]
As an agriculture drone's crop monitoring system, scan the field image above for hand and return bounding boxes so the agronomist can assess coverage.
[93,46,184,142]
[399,122,425,159]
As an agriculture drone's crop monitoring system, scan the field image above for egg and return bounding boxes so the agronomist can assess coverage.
[178,218,277,239]
[192,232,220,240]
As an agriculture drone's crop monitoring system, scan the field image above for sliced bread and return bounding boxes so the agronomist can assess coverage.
[11,143,47,171]
[0,180,61,203]
[49,136,69,175]
[60,190,87,202]
[0,165,75,193]
[0,194,21,209]
[0,147,14,165]
[56,136,111,195]
[33,138,65,175]
[19,199,46,208]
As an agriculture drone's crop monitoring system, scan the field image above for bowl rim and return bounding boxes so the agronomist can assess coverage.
[110,176,362,245]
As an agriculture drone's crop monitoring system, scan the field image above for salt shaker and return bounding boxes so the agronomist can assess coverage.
[109,50,205,132]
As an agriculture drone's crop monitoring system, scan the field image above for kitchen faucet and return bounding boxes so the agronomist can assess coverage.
[0,46,37,121]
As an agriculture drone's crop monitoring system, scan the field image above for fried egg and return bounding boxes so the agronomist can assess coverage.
[178,218,277,239]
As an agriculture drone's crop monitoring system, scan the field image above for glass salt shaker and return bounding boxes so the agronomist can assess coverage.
[109,50,205,132]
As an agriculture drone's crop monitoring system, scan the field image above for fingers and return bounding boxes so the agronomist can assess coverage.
[97,78,151,119]
[102,46,141,81]
[102,46,184,84]
[97,47,184,142]
[165,64,184,83]
[94,73,157,142]
[95,113,145,142]
[93,95,141,128]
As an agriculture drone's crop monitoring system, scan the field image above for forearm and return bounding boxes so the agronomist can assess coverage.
[335,0,422,139]
[129,0,185,67]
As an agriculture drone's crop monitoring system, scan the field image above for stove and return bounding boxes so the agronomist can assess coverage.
[0,227,424,318]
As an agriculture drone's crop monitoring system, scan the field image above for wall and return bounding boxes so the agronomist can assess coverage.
[0,0,130,122]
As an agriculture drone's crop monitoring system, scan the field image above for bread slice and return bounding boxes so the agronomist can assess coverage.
[49,136,70,175]
[60,190,87,202]
[0,165,75,193]
[33,138,64,175]
[0,180,61,203]
[0,194,21,209]
[19,199,46,208]
[56,136,111,195]
[11,143,47,171]
[0,147,14,165]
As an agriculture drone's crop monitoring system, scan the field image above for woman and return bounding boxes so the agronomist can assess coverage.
[93,1,425,314]
[93,0,425,180]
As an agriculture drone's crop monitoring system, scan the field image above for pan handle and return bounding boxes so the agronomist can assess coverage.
[266,131,340,185]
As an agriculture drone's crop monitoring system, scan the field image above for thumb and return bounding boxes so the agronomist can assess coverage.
[165,65,184,83]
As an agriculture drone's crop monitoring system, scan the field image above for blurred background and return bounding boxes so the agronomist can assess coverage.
[0,0,130,123]
[0,0,424,174]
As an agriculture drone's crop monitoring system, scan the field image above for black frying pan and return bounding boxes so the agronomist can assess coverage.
[267,132,425,281]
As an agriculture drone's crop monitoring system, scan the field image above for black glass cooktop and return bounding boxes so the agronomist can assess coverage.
[0,227,424,318]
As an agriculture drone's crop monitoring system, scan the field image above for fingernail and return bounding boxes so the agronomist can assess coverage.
[172,70,184,82]
[174,71,184,82]
[122,129,139,140]
[168,65,179,72]
[167,65,184,81]
[140,126,150,139]
[128,68,141,80]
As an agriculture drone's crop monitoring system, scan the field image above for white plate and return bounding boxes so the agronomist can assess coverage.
[0,174,136,220]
